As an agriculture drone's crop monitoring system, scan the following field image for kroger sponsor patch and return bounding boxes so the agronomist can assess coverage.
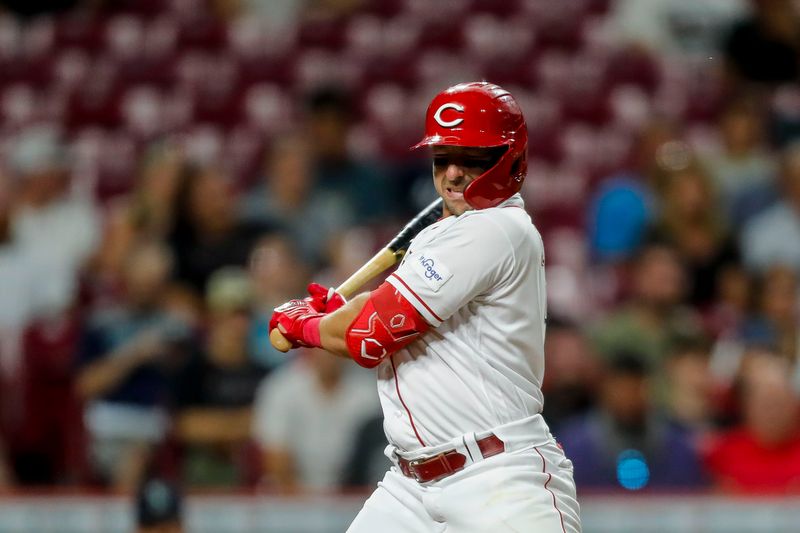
[411,251,453,292]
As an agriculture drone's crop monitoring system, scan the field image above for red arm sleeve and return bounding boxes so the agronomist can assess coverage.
[345,281,431,368]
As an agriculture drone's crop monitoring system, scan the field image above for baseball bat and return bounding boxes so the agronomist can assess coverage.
[270,197,443,352]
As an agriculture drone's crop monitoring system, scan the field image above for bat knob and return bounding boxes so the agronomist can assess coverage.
[269,328,293,352]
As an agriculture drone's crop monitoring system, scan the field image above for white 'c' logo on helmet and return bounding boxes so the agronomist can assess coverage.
[433,103,464,128]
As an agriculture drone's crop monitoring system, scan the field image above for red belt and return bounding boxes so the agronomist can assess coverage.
[398,434,505,483]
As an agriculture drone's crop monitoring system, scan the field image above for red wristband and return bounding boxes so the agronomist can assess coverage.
[302,316,323,348]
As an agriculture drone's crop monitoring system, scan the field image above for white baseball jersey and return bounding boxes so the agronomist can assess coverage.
[381,193,548,453]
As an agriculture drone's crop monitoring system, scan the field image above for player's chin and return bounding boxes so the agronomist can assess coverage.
[444,198,470,216]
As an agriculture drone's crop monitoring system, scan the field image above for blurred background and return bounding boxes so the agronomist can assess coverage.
[0,0,800,531]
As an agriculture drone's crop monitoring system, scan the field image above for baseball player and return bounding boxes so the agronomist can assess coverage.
[270,82,581,532]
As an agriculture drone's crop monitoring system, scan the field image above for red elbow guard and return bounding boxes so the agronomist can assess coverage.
[346,282,430,368]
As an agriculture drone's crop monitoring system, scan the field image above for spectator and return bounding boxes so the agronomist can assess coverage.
[703,263,752,337]
[247,235,309,371]
[700,96,777,223]
[557,354,708,490]
[724,0,800,84]
[136,477,184,533]
[646,162,740,307]
[252,347,379,493]
[741,142,800,273]
[7,310,84,486]
[739,265,799,361]
[173,267,266,488]
[304,87,394,223]
[662,339,718,431]
[588,120,678,263]
[93,142,187,302]
[587,176,653,263]
[238,133,355,266]
[160,283,206,335]
[590,242,706,367]
[0,172,65,367]
[341,413,392,490]
[0,171,82,486]
[76,241,193,489]
[704,354,800,493]
[9,127,100,317]
[540,318,600,432]
[169,165,268,294]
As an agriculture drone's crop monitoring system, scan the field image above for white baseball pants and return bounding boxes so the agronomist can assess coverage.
[347,439,581,533]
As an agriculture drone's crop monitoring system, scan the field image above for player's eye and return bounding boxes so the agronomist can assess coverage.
[433,150,502,172]
[463,157,493,170]
[433,156,450,168]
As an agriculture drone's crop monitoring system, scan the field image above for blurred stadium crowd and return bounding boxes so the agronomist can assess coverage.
[1,0,800,499]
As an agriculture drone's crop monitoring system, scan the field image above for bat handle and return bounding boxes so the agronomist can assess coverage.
[269,328,293,352]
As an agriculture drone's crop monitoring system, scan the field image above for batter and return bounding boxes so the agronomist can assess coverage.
[271,82,582,532]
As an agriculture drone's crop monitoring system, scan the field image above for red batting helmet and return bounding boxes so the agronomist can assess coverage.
[411,81,528,209]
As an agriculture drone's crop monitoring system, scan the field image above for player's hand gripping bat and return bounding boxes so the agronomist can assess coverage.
[269,198,443,352]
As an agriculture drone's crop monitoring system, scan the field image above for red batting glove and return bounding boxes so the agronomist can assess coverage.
[305,283,347,313]
[269,299,324,349]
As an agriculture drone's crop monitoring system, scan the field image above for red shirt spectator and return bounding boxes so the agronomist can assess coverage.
[705,427,800,493]
[704,354,800,493]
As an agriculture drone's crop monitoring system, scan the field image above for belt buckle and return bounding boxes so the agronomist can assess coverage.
[408,452,451,482]
[407,454,429,482]
[409,464,426,483]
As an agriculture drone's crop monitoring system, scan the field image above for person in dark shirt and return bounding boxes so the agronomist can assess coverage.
[303,87,395,223]
[172,267,266,487]
[342,413,393,490]
[540,318,601,434]
[645,161,741,308]
[169,165,269,294]
[557,353,708,491]
[76,241,195,489]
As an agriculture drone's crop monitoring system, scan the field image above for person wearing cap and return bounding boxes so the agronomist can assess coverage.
[172,267,266,487]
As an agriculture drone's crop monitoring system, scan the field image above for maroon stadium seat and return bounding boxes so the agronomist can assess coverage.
[94,130,140,200]
[120,85,166,139]
[53,12,106,50]
[241,83,294,135]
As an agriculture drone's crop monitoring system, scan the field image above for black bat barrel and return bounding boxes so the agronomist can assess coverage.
[387,198,443,254]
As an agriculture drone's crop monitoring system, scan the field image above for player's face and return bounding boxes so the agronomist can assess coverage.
[432,146,499,216]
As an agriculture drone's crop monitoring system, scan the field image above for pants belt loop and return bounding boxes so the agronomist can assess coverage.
[463,432,483,463]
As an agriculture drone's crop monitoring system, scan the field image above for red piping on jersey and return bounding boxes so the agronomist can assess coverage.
[389,273,444,323]
[535,447,567,533]
[390,354,426,447]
